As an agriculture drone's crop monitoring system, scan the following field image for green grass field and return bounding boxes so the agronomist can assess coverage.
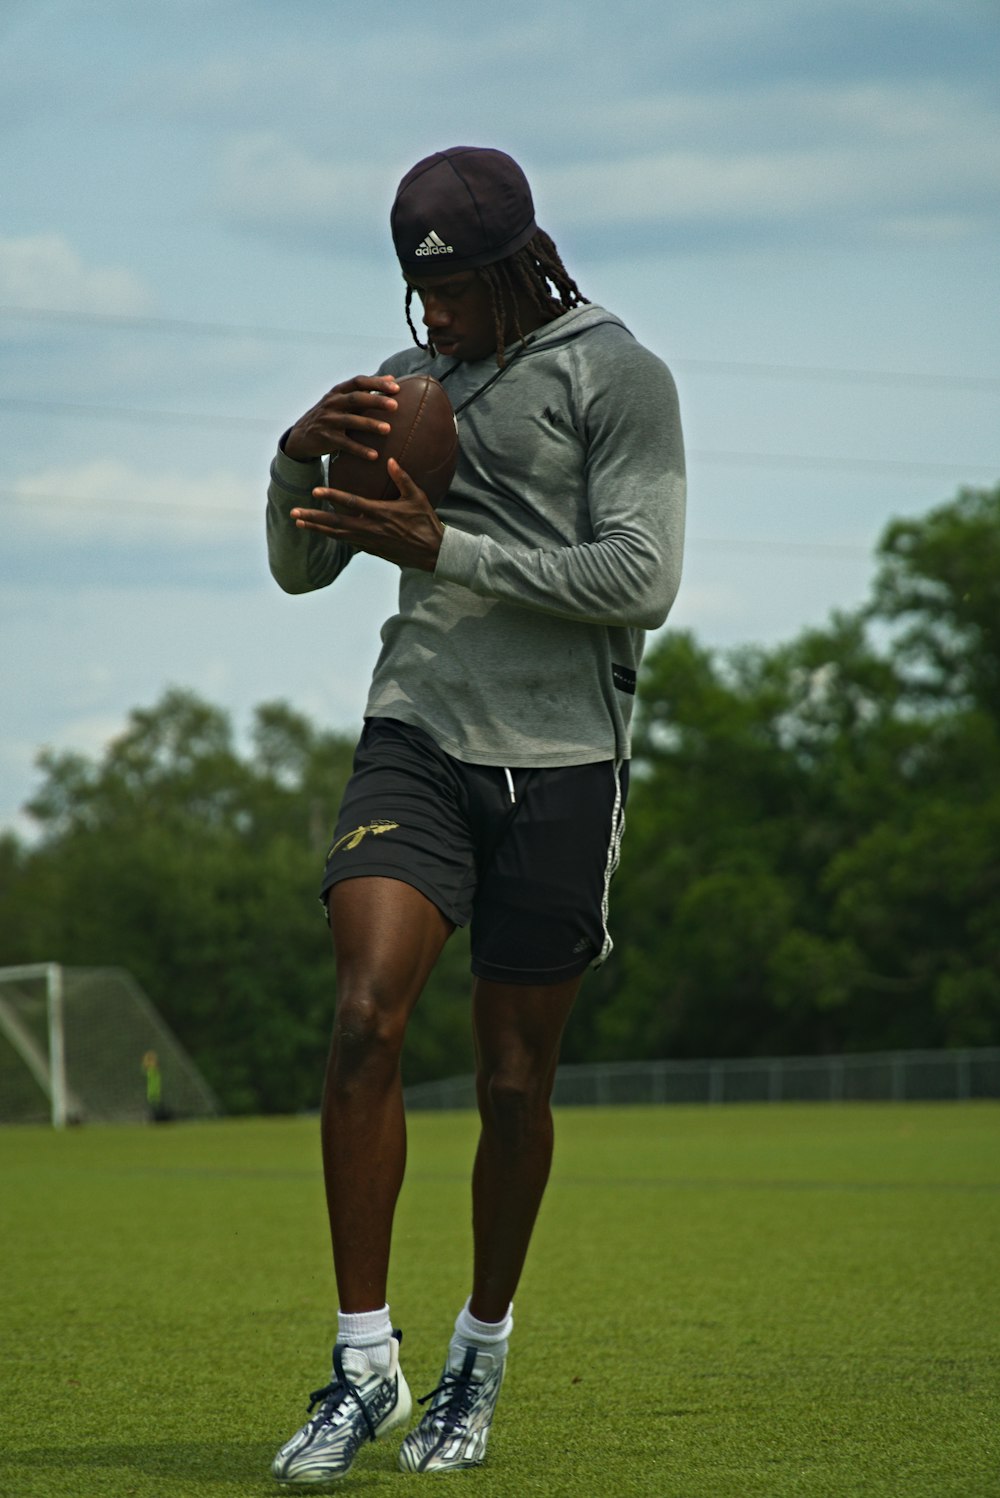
[1,1103,998,1498]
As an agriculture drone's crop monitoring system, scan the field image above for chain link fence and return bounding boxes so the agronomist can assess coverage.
[404,1047,1000,1111]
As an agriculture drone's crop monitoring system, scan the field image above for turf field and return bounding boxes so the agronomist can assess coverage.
[1,1103,998,1498]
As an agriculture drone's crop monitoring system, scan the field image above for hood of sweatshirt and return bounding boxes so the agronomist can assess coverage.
[420,304,634,416]
[514,301,629,352]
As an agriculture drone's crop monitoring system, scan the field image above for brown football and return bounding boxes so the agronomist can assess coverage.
[325,374,458,504]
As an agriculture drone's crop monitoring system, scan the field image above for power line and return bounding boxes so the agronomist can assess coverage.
[0,305,342,346]
[0,487,875,561]
[0,398,995,480]
[0,397,270,431]
[692,449,998,479]
[0,488,248,517]
[688,536,870,560]
[2,303,999,392]
[672,357,1000,393]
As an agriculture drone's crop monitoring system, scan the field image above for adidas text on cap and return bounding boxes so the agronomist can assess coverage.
[391,146,538,275]
[415,229,453,258]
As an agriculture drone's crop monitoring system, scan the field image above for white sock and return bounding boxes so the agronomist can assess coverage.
[337,1305,394,1375]
[450,1298,514,1363]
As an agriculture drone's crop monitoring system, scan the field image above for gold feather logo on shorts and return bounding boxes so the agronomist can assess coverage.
[328,820,400,856]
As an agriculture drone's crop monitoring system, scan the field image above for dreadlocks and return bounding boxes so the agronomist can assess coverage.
[404,229,588,367]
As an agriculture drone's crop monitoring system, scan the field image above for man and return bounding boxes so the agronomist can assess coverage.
[266,145,685,1482]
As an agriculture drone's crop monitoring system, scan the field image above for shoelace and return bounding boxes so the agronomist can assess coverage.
[306,1344,377,1442]
[417,1349,480,1434]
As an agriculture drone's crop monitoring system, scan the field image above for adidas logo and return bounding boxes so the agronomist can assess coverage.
[415,229,454,257]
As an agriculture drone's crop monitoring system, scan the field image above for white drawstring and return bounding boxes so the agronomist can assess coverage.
[503,767,516,804]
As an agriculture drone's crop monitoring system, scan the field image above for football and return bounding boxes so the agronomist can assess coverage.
[326,374,458,504]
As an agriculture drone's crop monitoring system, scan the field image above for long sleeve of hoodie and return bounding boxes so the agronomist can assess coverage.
[266,445,354,594]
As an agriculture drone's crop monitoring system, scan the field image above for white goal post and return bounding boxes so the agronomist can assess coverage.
[0,963,221,1127]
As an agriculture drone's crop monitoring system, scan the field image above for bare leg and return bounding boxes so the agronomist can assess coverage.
[468,975,582,1323]
[323,877,452,1312]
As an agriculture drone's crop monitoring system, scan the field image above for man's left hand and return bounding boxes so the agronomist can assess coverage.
[291,458,444,573]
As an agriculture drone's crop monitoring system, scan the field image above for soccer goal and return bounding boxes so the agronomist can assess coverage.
[0,964,221,1127]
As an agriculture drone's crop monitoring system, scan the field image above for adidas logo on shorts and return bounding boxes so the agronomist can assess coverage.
[415,230,453,257]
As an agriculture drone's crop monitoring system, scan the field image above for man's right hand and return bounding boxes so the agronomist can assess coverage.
[283,375,401,463]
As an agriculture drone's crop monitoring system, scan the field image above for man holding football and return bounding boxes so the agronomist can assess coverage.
[266,145,685,1482]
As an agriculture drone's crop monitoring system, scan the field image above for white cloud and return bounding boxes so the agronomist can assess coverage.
[214,73,999,254]
[534,79,1000,244]
[9,459,256,543]
[0,235,152,314]
[562,79,992,154]
[217,132,394,242]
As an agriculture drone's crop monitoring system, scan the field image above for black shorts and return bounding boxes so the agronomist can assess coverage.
[320,717,629,986]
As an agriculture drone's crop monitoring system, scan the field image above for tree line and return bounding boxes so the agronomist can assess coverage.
[1,485,997,1114]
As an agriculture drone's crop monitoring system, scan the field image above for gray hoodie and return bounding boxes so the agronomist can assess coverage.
[267,304,685,767]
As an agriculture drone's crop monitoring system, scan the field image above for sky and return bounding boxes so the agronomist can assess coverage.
[2,0,998,840]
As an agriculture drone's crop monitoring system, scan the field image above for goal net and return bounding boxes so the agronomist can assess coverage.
[0,964,221,1126]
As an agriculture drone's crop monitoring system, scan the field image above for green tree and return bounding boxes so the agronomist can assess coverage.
[0,689,478,1111]
[589,486,1000,1062]
[870,483,1000,716]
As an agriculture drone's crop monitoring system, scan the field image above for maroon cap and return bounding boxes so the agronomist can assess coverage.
[391,146,538,275]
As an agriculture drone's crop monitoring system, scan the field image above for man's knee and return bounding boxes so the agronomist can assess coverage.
[328,985,408,1091]
[478,1065,553,1150]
